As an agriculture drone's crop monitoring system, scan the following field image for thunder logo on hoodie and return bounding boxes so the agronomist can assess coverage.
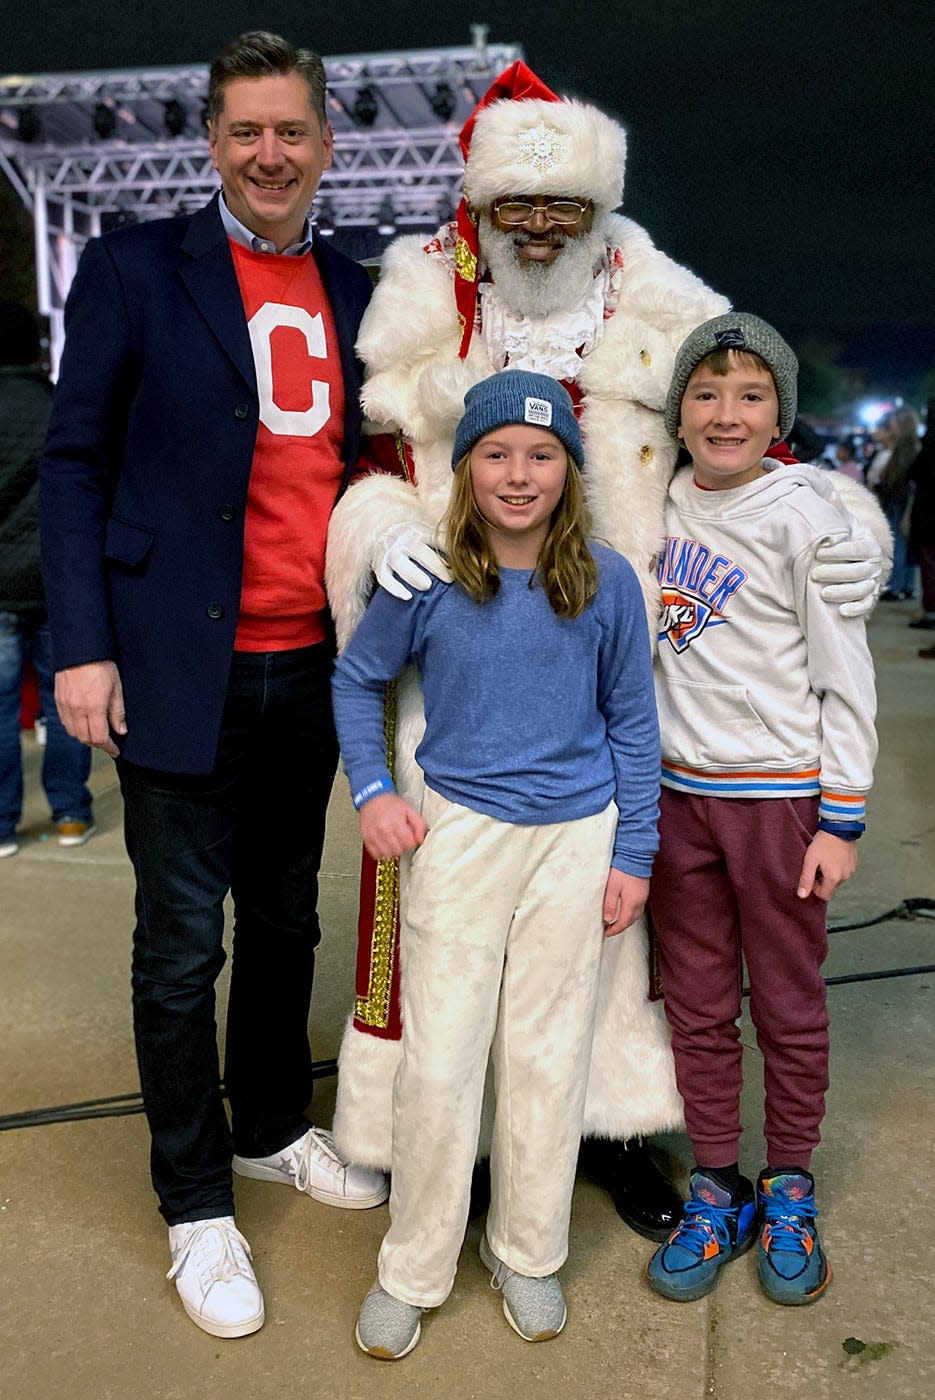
[654,536,748,653]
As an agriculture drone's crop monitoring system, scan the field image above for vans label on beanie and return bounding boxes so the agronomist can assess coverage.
[524,397,553,427]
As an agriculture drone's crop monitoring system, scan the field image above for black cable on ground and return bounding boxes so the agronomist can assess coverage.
[823,964,935,988]
[0,1059,338,1133]
[828,895,935,934]
[2,900,932,1134]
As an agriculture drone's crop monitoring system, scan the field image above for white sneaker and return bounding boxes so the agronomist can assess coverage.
[0,838,19,859]
[233,1126,389,1209]
[167,1216,264,1338]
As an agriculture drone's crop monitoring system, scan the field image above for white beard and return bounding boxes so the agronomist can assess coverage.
[478,216,607,318]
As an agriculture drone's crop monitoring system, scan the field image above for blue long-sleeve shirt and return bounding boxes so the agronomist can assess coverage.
[332,542,661,876]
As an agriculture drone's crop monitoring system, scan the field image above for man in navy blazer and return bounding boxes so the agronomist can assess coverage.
[40,31,387,1339]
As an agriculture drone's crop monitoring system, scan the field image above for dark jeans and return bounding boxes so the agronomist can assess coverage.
[884,504,916,595]
[0,612,93,840]
[117,643,339,1225]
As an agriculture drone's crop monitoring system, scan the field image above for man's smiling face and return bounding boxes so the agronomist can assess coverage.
[208,72,333,250]
[489,194,594,266]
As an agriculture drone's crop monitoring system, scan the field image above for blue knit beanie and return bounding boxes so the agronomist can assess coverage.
[452,370,584,470]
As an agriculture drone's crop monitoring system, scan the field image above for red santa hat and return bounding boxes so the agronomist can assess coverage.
[452,61,627,357]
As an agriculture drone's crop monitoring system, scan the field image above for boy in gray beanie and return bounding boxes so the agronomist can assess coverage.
[646,314,878,1307]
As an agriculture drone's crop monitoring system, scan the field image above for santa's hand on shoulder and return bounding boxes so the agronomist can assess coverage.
[800,465,889,618]
[373,520,453,601]
[811,535,885,618]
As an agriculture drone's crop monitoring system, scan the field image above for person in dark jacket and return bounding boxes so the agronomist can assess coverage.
[0,300,93,857]
[39,32,387,1339]
[876,406,920,599]
[909,398,935,650]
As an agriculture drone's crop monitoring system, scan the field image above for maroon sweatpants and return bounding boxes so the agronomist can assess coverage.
[649,789,829,1169]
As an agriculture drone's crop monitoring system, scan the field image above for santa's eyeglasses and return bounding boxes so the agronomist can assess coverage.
[492,198,591,227]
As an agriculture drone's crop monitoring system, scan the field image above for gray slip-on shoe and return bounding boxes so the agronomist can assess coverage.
[479,1234,566,1341]
[355,1280,422,1359]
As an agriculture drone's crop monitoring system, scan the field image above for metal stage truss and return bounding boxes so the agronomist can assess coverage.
[0,30,522,371]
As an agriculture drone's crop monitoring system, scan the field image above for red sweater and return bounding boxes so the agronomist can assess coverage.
[229,241,346,650]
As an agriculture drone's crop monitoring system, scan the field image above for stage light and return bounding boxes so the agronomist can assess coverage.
[430,82,456,122]
[164,99,187,137]
[377,198,396,236]
[17,106,41,142]
[93,102,117,139]
[353,86,379,127]
[315,202,336,237]
[858,400,895,430]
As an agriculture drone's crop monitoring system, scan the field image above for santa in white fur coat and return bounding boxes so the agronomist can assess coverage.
[325,64,889,1180]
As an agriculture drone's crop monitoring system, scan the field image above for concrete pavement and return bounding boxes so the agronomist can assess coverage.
[1,597,932,1400]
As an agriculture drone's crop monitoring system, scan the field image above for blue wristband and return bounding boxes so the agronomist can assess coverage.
[352,775,395,810]
[817,819,864,841]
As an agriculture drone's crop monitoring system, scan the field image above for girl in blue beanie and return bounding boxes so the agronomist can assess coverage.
[332,369,660,1357]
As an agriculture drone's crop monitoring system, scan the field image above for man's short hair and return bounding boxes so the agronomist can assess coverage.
[207,31,327,128]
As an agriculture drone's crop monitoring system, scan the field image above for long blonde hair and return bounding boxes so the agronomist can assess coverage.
[881,406,921,487]
[443,450,598,619]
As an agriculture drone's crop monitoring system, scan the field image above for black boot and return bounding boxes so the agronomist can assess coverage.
[578,1137,684,1241]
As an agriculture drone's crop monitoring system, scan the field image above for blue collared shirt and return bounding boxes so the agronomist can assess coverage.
[218,191,314,256]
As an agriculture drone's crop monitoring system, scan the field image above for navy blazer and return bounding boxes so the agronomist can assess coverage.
[39,195,372,772]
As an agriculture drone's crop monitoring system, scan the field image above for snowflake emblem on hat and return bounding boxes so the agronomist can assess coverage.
[517,122,570,174]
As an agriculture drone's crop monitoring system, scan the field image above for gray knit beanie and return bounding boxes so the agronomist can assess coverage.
[664,313,798,440]
[452,369,584,470]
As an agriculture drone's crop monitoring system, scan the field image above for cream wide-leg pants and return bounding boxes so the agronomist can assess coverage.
[377,788,618,1308]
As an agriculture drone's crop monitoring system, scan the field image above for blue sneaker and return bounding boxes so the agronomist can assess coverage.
[647,1170,756,1301]
[756,1170,831,1305]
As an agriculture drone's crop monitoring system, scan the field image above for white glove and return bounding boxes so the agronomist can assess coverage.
[811,535,885,618]
[372,521,453,601]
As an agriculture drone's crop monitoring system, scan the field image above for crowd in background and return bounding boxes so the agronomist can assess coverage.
[821,404,935,638]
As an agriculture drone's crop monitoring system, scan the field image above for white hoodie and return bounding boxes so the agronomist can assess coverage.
[655,464,877,831]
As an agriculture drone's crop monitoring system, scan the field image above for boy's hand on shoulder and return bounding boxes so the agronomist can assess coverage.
[797,831,858,902]
[359,792,428,861]
[602,870,650,937]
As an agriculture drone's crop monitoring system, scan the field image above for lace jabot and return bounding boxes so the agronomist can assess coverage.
[477,244,624,381]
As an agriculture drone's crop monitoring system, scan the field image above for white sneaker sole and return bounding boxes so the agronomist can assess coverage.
[177,1296,265,1338]
[58,824,96,847]
[232,1155,389,1209]
[355,1318,421,1359]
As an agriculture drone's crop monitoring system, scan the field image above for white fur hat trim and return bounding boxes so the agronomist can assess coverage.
[463,96,626,215]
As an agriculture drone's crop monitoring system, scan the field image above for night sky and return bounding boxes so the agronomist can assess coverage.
[6,0,934,390]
